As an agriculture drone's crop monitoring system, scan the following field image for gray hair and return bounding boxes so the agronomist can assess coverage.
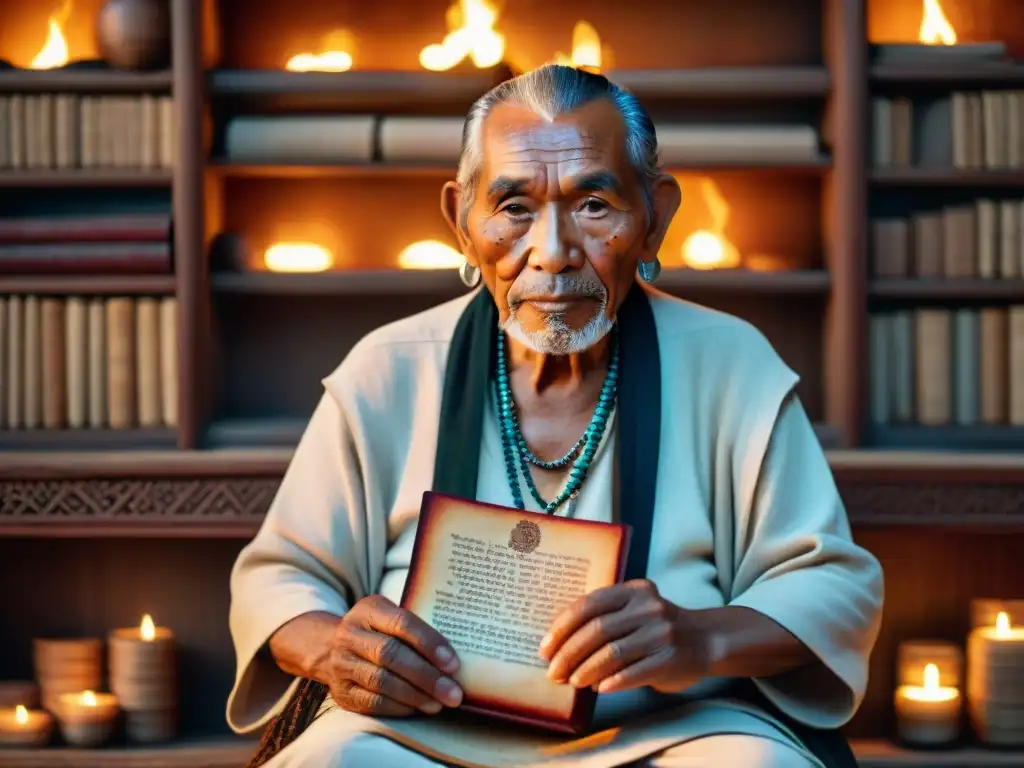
[455,65,660,226]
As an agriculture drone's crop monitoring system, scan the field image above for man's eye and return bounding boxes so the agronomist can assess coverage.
[502,204,529,217]
[581,198,608,214]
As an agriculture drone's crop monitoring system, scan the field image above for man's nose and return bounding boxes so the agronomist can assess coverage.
[526,204,583,273]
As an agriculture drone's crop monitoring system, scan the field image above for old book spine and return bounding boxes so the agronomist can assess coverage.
[159,296,178,427]
[8,95,25,169]
[79,96,96,168]
[892,310,915,422]
[872,97,892,167]
[139,94,158,169]
[158,96,175,169]
[913,212,944,277]
[106,297,136,429]
[37,94,54,170]
[942,205,973,277]
[1007,92,1022,169]
[1011,307,1024,426]
[87,298,107,427]
[65,297,88,428]
[982,91,1006,169]
[23,96,38,169]
[1019,200,1024,278]
[968,92,984,168]
[6,296,22,428]
[40,297,66,429]
[0,95,8,169]
[976,199,998,278]
[55,94,80,169]
[953,309,980,425]
[980,307,1009,424]
[952,92,969,169]
[872,218,910,277]
[22,295,41,428]
[0,297,6,427]
[129,96,143,168]
[869,314,891,424]
[0,213,171,243]
[891,97,913,166]
[915,309,952,425]
[0,242,172,274]
[1000,201,1020,278]
[135,297,161,427]
[96,97,110,167]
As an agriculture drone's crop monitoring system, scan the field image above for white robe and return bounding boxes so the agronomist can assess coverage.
[226,289,884,768]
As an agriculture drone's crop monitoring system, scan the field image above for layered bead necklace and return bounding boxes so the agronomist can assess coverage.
[495,326,620,514]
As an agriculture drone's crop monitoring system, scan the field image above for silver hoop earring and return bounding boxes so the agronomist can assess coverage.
[458,260,481,288]
[637,257,662,283]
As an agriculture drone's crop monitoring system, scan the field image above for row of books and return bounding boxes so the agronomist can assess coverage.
[872,198,1024,279]
[0,94,175,171]
[0,212,173,275]
[0,295,178,431]
[869,308,1024,427]
[872,90,1024,169]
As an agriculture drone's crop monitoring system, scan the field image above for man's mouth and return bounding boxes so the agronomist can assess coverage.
[524,296,589,312]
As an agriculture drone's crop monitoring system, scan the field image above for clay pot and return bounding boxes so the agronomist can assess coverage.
[97,0,171,71]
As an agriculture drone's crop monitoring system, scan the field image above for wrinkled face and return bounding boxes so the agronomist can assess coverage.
[443,99,678,355]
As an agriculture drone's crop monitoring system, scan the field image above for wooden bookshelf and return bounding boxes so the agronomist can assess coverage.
[869,278,1024,300]
[0,69,173,93]
[0,169,174,188]
[0,428,177,452]
[0,275,176,295]
[869,168,1024,187]
[606,66,831,99]
[870,63,1024,87]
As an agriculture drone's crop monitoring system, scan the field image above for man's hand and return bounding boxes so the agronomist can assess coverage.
[324,595,463,717]
[538,580,712,695]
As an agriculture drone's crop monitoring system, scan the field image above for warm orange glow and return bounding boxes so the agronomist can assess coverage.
[681,179,741,270]
[996,611,1012,638]
[286,30,354,72]
[419,0,505,72]
[919,0,957,45]
[553,21,603,72]
[81,691,97,707]
[264,243,333,273]
[30,0,72,69]
[900,663,959,703]
[398,241,463,269]
[140,614,156,641]
[14,705,28,725]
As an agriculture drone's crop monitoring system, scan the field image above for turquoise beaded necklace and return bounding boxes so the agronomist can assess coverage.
[495,326,620,514]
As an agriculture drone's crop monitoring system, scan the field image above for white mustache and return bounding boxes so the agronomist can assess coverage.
[508,275,607,304]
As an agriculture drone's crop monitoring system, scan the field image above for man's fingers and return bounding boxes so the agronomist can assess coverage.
[362,596,460,674]
[595,650,676,694]
[341,653,445,714]
[545,609,648,683]
[565,622,673,689]
[334,680,418,718]
[348,627,463,708]
[539,584,634,660]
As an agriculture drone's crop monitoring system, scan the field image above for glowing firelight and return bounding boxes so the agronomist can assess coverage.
[140,614,156,641]
[553,21,604,73]
[30,0,72,69]
[398,241,463,270]
[80,691,97,707]
[286,30,354,72]
[14,705,28,725]
[919,0,957,45]
[996,611,1013,638]
[681,178,741,270]
[419,0,505,72]
[264,243,334,273]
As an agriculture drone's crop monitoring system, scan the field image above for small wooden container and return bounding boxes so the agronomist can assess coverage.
[0,681,39,709]
[107,617,177,743]
[56,691,119,748]
[967,599,1024,745]
[0,706,53,747]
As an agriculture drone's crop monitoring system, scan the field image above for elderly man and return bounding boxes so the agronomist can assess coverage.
[226,65,884,768]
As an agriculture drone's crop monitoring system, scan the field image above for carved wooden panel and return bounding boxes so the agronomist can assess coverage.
[838,482,1024,526]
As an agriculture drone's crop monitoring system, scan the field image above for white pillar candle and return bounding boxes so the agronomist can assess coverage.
[108,614,177,744]
[894,663,962,745]
[0,705,53,747]
[56,690,119,748]
[967,610,1024,745]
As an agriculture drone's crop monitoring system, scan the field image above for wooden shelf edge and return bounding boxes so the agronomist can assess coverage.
[870,63,1024,86]
[0,170,174,188]
[0,275,176,295]
[0,449,292,479]
[0,735,255,768]
[852,738,1024,767]
[0,69,173,93]
[870,168,1024,186]
[0,428,178,451]
[606,66,831,98]
[870,278,1024,300]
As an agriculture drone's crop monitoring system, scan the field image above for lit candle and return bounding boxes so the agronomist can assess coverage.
[56,690,119,747]
[32,638,102,715]
[108,615,177,744]
[967,610,1024,745]
[0,704,54,747]
[894,663,962,745]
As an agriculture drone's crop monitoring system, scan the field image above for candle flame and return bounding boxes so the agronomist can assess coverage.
[419,0,505,72]
[919,0,957,45]
[398,240,463,269]
[264,242,333,273]
[553,21,604,73]
[30,0,72,69]
[922,663,940,690]
[681,178,742,270]
[286,30,354,72]
[81,690,97,707]
[140,613,156,641]
[996,611,1012,637]
[14,705,28,724]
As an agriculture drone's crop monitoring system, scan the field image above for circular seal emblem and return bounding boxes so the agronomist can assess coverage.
[508,519,541,554]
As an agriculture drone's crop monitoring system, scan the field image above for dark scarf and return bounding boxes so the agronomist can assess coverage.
[247,282,856,768]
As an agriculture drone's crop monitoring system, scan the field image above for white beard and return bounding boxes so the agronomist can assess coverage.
[502,305,614,355]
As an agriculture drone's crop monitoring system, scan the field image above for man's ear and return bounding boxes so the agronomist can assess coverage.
[641,173,681,262]
[440,181,476,264]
